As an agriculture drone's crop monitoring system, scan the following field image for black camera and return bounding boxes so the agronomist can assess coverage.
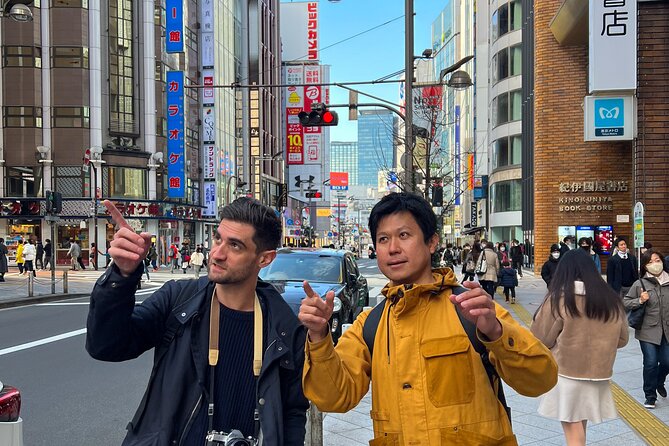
[205,429,258,446]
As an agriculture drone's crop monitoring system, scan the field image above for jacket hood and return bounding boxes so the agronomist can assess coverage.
[381,268,460,315]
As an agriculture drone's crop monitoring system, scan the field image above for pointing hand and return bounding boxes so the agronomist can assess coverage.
[104,200,152,277]
[298,280,335,343]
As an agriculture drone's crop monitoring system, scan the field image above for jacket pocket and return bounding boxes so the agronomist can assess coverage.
[441,427,517,446]
[421,336,474,407]
[369,433,400,446]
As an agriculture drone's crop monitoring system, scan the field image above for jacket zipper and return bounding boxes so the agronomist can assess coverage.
[386,299,397,364]
[177,392,202,445]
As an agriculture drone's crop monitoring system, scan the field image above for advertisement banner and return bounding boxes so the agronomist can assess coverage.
[165,0,184,53]
[330,172,349,188]
[166,71,185,198]
[202,70,214,103]
[203,144,216,179]
[203,107,216,144]
[203,181,217,217]
[467,154,475,190]
[303,65,322,135]
[286,108,303,164]
[200,0,214,32]
[304,133,321,164]
[280,2,318,61]
[454,105,461,205]
[589,0,637,92]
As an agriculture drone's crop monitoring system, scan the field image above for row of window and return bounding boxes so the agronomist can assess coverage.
[491,0,522,42]
[3,106,89,128]
[490,179,522,213]
[491,44,521,85]
[492,135,522,170]
[491,89,522,128]
[2,46,89,69]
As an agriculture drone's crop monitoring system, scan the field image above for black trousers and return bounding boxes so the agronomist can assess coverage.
[503,286,516,298]
[480,280,497,299]
[512,260,523,276]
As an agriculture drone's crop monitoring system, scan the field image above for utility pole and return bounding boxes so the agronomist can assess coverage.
[404,0,414,192]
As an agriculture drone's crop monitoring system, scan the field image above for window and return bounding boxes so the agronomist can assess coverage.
[492,135,522,170]
[492,89,521,127]
[51,0,88,7]
[511,0,523,31]
[52,47,89,68]
[156,117,167,137]
[491,10,499,41]
[3,106,42,127]
[497,48,508,83]
[55,166,88,197]
[498,3,509,39]
[52,106,90,128]
[492,45,521,85]
[109,0,136,135]
[2,46,41,68]
[6,167,36,197]
[490,180,522,213]
[510,45,522,76]
[104,166,146,199]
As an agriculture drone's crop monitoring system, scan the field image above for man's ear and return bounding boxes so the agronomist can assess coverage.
[259,250,277,268]
[429,234,440,254]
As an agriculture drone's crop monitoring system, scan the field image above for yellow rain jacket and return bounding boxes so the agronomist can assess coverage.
[15,243,24,264]
[303,269,557,446]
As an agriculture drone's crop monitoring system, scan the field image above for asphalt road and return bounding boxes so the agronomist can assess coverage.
[0,259,386,446]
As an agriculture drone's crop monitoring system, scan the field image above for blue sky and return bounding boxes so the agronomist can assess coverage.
[314,0,447,142]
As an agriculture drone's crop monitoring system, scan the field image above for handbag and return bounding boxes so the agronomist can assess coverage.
[627,279,647,330]
[475,251,488,275]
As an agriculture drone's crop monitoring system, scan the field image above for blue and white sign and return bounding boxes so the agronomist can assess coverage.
[331,185,348,191]
[584,95,636,141]
[166,0,184,53]
[203,181,217,217]
[454,105,461,205]
[166,71,185,198]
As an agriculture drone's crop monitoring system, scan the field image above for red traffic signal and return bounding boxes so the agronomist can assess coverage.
[298,108,338,127]
[305,191,322,199]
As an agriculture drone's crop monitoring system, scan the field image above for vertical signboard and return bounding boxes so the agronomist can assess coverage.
[165,0,184,53]
[589,0,637,93]
[307,2,318,60]
[454,105,461,205]
[467,154,475,189]
[285,65,304,165]
[203,144,216,179]
[280,2,319,62]
[633,202,644,248]
[166,71,185,198]
[203,182,217,217]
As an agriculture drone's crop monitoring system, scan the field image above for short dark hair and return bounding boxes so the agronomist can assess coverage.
[578,237,592,247]
[502,260,510,267]
[219,197,282,252]
[368,192,436,247]
[615,236,628,247]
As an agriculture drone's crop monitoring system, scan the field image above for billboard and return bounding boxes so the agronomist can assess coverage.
[165,0,184,53]
[166,71,185,198]
[330,172,349,190]
[280,2,318,62]
[454,105,461,205]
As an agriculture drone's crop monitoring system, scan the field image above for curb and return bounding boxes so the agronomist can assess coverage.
[0,292,90,310]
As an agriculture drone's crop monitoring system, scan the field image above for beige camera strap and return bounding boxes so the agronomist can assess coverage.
[208,289,263,377]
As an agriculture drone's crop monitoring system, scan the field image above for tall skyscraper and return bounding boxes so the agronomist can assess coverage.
[330,141,358,186]
[357,110,397,186]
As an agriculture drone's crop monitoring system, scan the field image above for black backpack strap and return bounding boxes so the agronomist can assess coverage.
[451,286,511,424]
[363,297,386,358]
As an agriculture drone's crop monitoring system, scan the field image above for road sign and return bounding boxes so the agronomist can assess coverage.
[633,202,644,247]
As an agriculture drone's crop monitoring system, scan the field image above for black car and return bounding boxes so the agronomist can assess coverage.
[259,248,369,343]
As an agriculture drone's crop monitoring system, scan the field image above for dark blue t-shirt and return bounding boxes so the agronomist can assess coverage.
[184,303,257,443]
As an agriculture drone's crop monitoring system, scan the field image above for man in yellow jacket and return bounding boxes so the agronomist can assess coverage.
[299,192,558,445]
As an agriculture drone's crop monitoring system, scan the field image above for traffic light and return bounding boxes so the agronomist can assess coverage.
[305,190,322,199]
[298,108,339,127]
[46,191,62,214]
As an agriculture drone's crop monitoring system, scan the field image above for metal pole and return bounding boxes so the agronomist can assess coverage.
[404,0,414,192]
[338,194,342,249]
[307,195,312,247]
[93,162,98,271]
[28,273,33,297]
[306,403,323,446]
[50,221,55,294]
[63,270,68,294]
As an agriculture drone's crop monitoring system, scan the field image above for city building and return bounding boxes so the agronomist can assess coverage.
[357,109,397,187]
[330,141,358,186]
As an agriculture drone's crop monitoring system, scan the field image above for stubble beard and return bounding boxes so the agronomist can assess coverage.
[207,262,253,285]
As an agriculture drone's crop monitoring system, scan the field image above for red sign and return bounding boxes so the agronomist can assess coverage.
[286,108,304,165]
[330,172,349,187]
[307,2,318,60]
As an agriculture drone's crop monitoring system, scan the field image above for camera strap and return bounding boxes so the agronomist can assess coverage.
[207,288,264,436]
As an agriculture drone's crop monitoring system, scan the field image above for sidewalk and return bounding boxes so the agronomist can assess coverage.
[322,270,665,445]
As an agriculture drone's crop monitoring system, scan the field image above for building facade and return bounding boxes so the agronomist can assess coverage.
[330,141,358,186]
[357,109,397,187]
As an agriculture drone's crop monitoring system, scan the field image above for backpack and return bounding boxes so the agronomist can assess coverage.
[475,251,488,275]
[362,286,511,424]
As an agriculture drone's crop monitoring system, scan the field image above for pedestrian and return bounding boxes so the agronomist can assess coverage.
[67,239,81,271]
[623,249,669,409]
[299,192,557,445]
[190,247,205,278]
[532,248,628,445]
[510,239,524,278]
[439,243,455,269]
[606,236,638,298]
[89,242,99,271]
[86,198,308,445]
[180,243,190,274]
[559,235,575,256]
[168,243,179,273]
[499,260,518,303]
[147,243,158,271]
[578,237,601,274]
[104,241,112,268]
[142,255,151,283]
[22,239,36,276]
[497,242,510,264]
[541,244,562,287]
[477,238,500,299]
[16,239,24,275]
[43,239,52,270]
[462,241,479,282]
[35,239,44,270]
[0,238,8,282]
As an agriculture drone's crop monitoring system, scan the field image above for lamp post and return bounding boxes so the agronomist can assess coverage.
[225,175,247,204]
[0,1,33,22]
[37,145,56,291]
[89,146,105,271]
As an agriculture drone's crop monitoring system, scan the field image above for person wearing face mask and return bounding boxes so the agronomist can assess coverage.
[606,237,638,298]
[541,244,562,287]
[559,236,575,257]
[623,249,669,409]
[578,237,602,274]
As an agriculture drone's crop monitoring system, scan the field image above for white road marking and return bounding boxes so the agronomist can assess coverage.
[0,328,87,356]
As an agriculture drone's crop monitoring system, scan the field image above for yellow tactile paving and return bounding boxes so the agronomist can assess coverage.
[499,293,669,445]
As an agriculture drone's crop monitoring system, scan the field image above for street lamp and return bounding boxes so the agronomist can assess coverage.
[1,1,33,22]
[89,146,105,271]
[225,175,247,203]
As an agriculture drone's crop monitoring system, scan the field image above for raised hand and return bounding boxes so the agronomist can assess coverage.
[104,200,152,277]
[298,280,335,343]
[450,281,502,341]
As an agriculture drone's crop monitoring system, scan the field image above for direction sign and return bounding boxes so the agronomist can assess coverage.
[633,202,644,247]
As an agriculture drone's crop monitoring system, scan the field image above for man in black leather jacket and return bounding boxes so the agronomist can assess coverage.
[86,198,308,445]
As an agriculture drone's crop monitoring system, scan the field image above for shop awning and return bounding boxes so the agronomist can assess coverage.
[461,225,485,236]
